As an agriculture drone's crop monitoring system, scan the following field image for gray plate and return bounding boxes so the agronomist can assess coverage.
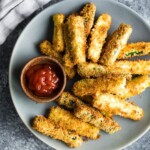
[9,0,150,150]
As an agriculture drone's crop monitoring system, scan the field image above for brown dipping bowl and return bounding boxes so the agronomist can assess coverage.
[20,56,66,103]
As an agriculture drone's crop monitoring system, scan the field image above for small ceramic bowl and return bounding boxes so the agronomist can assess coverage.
[20,56,66,103]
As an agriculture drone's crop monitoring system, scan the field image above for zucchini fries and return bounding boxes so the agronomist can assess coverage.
[66,15,86,64]
[99,23,132,65]
[63,23,76,79]
[88,13,111,62]
[32,116,83,148]
[121,75,150,98]
[39,40,63,64]
[118,42,150,59]
[48,106,100,139]
[73,76,126,97]
[57,92,121,134]
[52,14,65,52]
[92,93,144,120]
[77,60,150,78]
[80,3,96,37]
[36,2,150,148]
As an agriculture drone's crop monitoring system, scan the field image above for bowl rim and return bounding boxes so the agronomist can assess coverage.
[20,56,66,103]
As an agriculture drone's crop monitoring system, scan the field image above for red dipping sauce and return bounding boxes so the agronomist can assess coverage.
[26,64,59,97]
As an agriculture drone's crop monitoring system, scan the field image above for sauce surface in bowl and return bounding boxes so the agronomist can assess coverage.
[26,64,59,97]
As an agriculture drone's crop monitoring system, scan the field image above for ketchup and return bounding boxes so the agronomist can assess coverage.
[26,64,59,97]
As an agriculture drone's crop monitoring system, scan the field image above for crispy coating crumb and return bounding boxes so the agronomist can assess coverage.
[64,66,76,79]
[39,40,63,63]
[63,23,75,68]
[39,40,75,79]
[77,61,150,78]
[72,76,126,97]
[62,23,76,79]
[57,92,82,109]
[118,42,150,59]
[32,116,83,148]
[88,13,111,62]
[112,60,150,74]
[80,3,96,37]
[74,102,121,134]
[66,15,86,64]
[80,95,113,118]
[52,14,65,52]
[120,75,150,98]
[99,23,132,65]
[48,106,100,140]
[57,92,121,134]
[92,93,144,121]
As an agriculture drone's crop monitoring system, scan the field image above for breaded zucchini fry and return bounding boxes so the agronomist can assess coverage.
[77,63,106,78]
[121,75,150,98]
[66,15,86,64]
[72,76,126,97]
[112,60,150,74]
[57,92,113,118]
[88,14,111,62]
[77,63,131,78]
[80,3,96,37]
[63,50,74,68]
[77,60,150,77]
[39,40,75,78]
[80,95,113,118]
[57,92,120,134]
[52,14,65,52]
[99,23,132,65]
[32,116,82,148]
[74,102,121,134]
[57,92,82,109]
[39,40,63,63]
[64,66,76,79]
[48,106,100,140]
[62,23,76,79]
[63,23,74,68]
[92,93,144,120]
[118,42,150,59]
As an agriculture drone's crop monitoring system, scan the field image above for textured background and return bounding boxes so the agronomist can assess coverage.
[0,0,150,150]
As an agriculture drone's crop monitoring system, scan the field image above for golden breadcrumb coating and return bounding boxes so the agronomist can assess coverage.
[52,14,65,52]
[64,66,76,79]
[62,23,76,79]
[77,60,150,78]
[32,116,83,148]
[39,39,76,79]
[79,95,113,118]
[63,23,74,68]
[39,40,63,63]
[112,60,150,74]
[66,15,86,64]
[74,102,121,134]
[72,76,126,97]
[57,92,113,118]
[99,23,132,65]
[57,92,121,134]
[88,13,111,62]
[57,92,82,109]
[48,106,100,140]
[118,42,150,59]
[120,75,150,98]
[80,3,96,37]
[92,93,144,120]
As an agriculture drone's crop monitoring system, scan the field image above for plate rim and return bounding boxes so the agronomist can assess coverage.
[9,0,150,149]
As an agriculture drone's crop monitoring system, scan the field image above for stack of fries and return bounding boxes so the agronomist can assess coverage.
[32,3,150,148]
